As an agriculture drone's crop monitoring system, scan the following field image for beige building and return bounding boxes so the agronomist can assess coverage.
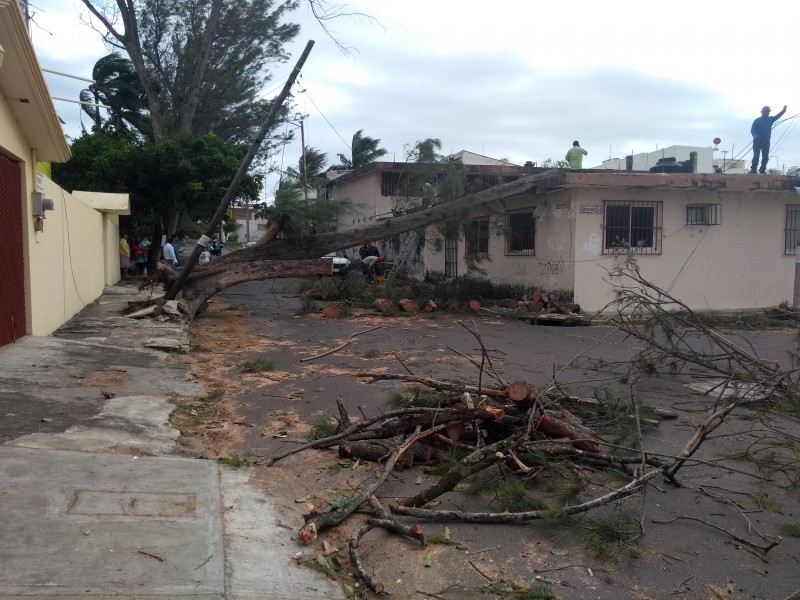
[0,0,129,346]
[321,153,800,313]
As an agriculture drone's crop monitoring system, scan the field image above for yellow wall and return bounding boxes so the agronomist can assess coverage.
[26,176,113,335]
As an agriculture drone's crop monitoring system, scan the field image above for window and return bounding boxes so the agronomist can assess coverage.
[785,205,800,254]
[445,236,458,277]
[505,208,535,255]
[603,201,662,254]
[467,216,489,257]
[686,203,721,225]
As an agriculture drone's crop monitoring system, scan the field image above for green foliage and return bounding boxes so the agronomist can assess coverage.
[468,474,550,513]
[541,158,570,169]
[594,388,657,449]
[80,53,150,137]
[580,513,640,562]
[524,584,559,600]
[323,491,354,512]
[336,129,388,169]
[218,455,249,468]
[52,131,260,238]
[360,348,381,359]
[778,523,800,537]
[385,386,448,409]
[311,417,336,440]
[176,389,224,423]
[242,358,276,373]
[258,179,349,239]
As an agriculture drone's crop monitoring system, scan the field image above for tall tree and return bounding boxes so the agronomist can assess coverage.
[79,53,151,137]
[337,129,388,169]
[80,0,300,141]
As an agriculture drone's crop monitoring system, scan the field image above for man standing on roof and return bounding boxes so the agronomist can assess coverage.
[750,105,787,174]
[565,141,588,171]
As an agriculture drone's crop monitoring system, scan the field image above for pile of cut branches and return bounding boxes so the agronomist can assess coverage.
[263,262,796,595]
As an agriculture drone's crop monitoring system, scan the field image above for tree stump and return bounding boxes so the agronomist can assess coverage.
[399,299,418,314]
[423,299,437,313]
[467,299,481,312]
[500,299,520,309]
[321,303,340,319]
[527,300,545,313]
[374,298,394,313]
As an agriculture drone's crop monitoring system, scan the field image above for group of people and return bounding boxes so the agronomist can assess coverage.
[562,103,788,174]
[118,234,180,280]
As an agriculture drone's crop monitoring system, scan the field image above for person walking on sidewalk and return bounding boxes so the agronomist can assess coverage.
[565,140,588,171]
[750,104,787,173]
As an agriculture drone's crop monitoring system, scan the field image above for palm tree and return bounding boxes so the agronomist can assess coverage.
[336,129,387,169]
[286,147,328,189]
[79,53,151,137]
[409,138,442,163]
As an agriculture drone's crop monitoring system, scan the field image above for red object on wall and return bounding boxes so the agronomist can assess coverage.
[0,155,26,346]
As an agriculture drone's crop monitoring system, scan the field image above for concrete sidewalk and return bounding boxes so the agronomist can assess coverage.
[0,284,342,599]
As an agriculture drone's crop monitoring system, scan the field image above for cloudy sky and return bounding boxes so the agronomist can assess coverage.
[30,0,799,201]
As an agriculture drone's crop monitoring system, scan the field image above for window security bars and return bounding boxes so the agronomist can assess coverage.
[445,236,458,277]
[505,208,536,256]
[686,203,721,226]
[603,201,662,255]
[785,205,800,255]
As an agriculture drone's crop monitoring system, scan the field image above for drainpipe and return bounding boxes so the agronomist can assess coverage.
[625,155,633,172]
[689,151,698,173]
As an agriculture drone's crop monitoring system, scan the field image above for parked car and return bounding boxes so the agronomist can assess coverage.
[322,251,351,274]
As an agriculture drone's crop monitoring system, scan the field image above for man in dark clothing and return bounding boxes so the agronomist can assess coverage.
[358,242,380,281]
[750,105,787,173]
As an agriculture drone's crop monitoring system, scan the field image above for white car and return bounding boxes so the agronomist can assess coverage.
[322,251,351,274]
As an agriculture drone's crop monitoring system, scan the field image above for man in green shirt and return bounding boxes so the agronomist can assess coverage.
[565,140,588,171]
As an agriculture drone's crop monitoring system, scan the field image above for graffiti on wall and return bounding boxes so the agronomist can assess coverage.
[539,258,571,276]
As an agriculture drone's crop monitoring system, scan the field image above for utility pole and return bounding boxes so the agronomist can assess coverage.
[300,118,308,201]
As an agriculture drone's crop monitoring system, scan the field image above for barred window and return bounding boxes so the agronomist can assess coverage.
[603,201,662,254]
[505,208,535,256]
[467,216,489,257]
[785,205,800,254]
[686,203,721,225]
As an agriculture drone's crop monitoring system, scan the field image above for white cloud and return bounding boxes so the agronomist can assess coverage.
[28,0,800,198]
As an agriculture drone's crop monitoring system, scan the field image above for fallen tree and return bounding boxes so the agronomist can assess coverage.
[158,169,565,318]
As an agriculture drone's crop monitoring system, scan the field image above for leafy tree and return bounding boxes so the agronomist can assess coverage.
[81,0,300,141]
[336,129,388,169]
[80,53,150,136]
[52,131,260,259]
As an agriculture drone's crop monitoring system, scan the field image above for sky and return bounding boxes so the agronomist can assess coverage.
[29,0,800,202]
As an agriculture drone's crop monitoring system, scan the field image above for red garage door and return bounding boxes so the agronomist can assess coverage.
[0,155,25,346]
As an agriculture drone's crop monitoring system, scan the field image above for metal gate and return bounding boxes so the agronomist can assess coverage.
[0,155,25,346]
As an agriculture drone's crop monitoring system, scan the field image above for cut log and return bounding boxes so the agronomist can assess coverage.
[507,380,530,403]
[445,299,461,311]
[467,299,481,312]
[530,289,542,302]
[423,299,437,313]
[321,303,340,319]
[527,300,545,313]
[536,410,602,453]
[500,299,520,309]
[399,299,418,314]
[374,298,394,313]
[339,441,437,465]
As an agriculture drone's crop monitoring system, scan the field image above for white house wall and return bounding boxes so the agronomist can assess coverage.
[426,193,576,294]
[573,186,797,312]
[336,172,393,230]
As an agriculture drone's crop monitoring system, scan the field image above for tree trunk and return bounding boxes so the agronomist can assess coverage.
[164,170,563,319]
